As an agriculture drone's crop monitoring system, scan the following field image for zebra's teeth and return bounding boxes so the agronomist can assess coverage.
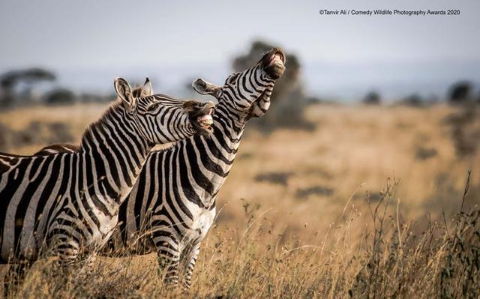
[198,115,213,129]
[270,53,284,66]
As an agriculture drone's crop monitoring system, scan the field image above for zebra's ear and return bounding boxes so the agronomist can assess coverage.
[114,77,136,110]
[140,77,153,97]
[192,79,221,98]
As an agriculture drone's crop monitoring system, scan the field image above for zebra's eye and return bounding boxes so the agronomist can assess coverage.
[148,103,159,111]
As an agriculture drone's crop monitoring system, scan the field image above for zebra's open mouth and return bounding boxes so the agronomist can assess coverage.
[269,52,285,67]
[263,48,286,80]
[190,101,215,135]
[197,107,215,130]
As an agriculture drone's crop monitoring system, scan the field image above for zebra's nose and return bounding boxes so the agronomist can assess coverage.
[204,102,215,117]
[202,101,215,111]
[193,101,215,115]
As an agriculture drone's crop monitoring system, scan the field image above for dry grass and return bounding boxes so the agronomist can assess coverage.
[0,103,479,298]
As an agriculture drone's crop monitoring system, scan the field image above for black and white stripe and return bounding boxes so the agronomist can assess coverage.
[0,77,213,288]
[37,48,286,289]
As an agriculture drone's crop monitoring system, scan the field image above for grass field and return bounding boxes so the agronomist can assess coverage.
[0,103,479,298]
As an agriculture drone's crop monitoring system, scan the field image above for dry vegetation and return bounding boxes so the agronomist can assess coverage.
[0,103,479,298]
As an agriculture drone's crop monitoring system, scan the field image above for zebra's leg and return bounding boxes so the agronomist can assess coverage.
[75,251,96,279]
[46,229,83,272]
[155,237,181,288]
[181,243,200,290]
[3,261,30,297]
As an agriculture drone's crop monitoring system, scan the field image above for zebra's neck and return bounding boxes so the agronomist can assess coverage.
[169,100,248,207]
[79,103,152,203]
[210,102,248,148]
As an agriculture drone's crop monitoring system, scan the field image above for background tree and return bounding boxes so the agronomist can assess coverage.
[448,81,472,104]
[45,88,76,105]
[363,91,381,105]
[403,94,424,107]
[0,68,56,107]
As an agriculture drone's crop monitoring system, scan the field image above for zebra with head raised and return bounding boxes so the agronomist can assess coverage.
[0,77,215,289]
[38,48,286,289]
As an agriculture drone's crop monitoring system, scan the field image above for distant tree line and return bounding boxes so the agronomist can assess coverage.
[2,50,478,113]
[0,68,56,107]
[0,67,114,108]
[362,81,480,106]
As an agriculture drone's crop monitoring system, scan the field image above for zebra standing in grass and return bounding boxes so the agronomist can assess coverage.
[0,77,215,288]
[39,48,286,289]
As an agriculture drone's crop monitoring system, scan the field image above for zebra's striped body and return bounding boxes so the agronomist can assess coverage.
[38,48,286,288]
[0,78,214,269]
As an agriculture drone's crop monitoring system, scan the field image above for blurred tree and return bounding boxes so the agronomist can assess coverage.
[0,73,16,107]
[446,103,479,157]
[45,88,76,105]
[16,68,56,83]
[80,93,109,103]
[448,81,472,104]
[0,68,56,107]
[363,91,381,105]
[0,123,12,151]
[403,94,424,107]
[232,40,314,131]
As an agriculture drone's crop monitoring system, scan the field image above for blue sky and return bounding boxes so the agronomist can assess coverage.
[1,0,480,100]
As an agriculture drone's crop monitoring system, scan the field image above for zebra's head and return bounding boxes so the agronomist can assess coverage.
[192,48,286,119]
[114,77,215,145]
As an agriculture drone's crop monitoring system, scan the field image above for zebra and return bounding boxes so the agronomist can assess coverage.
[0,77,215,290]
[37,48,286,289]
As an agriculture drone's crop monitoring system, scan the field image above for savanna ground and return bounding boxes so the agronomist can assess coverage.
[0,103,479,298]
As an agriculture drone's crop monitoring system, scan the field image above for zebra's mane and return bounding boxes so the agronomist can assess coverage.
[80,100,125,148]
[80,86,145,150]
[131,86,144,98]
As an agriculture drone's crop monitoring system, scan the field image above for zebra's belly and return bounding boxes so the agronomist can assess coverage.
[87,214,119,250]
[44,201,120,254]
[181,207,216,246]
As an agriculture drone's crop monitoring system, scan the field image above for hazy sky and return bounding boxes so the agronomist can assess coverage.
[1,0,479,99]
